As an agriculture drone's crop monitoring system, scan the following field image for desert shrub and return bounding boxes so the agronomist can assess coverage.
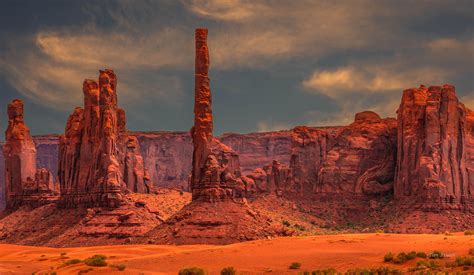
[383,252,394,262]
[428,260,440,270]
[111,263,126,271]
[294,224,306,231]
[406,251,417,260]
[306,268,337,274]
[346,267,402,275]
[282,220,291,227]
[455,256,473,267]
[84,255,107,267]
[393,253,408,264]
[464,230,474,235]
[416,252,427,258]
[64,259,81,265]
[220,267,236,275]
[289,262,302,269]
[470,248,474,255]
[428,251,444,259]
[179,267,206,275]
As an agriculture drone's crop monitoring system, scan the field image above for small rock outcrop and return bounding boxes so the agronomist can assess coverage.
[58,70,150,208]
[3,99,58,209]
[395,85,474,209]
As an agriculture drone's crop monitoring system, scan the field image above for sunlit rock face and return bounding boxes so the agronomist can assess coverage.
[244,113,397,198]
[191,28,242,202]
[3,99,58,209]
[58,70,150,208]
[395,85,474,210]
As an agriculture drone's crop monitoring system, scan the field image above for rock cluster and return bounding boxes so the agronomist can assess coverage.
[395,85,474,209]
[3,99,58,209]
[58,70,150,208]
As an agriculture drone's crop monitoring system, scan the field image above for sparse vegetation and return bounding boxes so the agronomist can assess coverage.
[111,263,126,271]
[464,230,474,235]
[469,248,474,255]
[428,251,444,259]
[393,252,408,264]
[383,252,394,262]
[282,220,291,227]
[64,259,81,265]
[301,268,337,275]
[289,262,302,269]
[416,252,427,258]
[84,255,107,267]
[346,267,402,275]
[78,268,94,274]
[178,267,206,275]
[220,266,236,275]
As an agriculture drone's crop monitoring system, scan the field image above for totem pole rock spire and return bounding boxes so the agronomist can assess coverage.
[191,28,240,201]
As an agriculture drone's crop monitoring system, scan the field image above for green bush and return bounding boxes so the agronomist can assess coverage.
[64,259,81,265]
[84,255,107,267]
[289,262,302,269]
[383,252,394,262]
[179,267,206,275]
[416,252,427,258]
[220,267,236,275]
[393,253,408,264]
[282,220,291,227]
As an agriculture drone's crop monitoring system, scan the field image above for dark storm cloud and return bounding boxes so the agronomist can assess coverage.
[0,0,472,138]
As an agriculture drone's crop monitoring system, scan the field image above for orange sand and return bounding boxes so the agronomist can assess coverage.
[0,233,472,274]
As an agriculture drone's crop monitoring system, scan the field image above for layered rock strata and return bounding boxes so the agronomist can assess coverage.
[395,85,474,209]
[3,100,58,209]
[58,70,150,208]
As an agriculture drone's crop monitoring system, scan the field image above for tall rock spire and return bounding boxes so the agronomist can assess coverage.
[4,99,58,208]
[58,70,150,208]
[191,28,241,201]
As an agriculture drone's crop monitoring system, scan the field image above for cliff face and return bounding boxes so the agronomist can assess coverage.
[395,85,474,209]
[244,112,398,197]
[58,70,150,208]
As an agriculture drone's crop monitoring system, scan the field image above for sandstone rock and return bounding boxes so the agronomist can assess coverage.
[395,85,474,209]
[58,70,150,208]
[190,28,240,202]
[3,99,58,209]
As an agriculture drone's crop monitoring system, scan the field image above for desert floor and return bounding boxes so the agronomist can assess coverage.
[0,233,472,274]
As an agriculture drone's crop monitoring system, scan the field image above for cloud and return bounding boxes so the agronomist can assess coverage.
[302,64,449,99]
[0,27,188,111]
[184,0,266,21]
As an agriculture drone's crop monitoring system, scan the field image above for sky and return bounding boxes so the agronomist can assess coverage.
[0,0,473,138]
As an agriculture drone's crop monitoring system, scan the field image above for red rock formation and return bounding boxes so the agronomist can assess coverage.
[395,85,474,209]
[317,112,397,196]
[3,99,57,209]
[58,70,150,208]
[191,28,240,201]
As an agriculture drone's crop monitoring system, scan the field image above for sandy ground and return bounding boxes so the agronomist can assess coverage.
[0,233,472,274]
